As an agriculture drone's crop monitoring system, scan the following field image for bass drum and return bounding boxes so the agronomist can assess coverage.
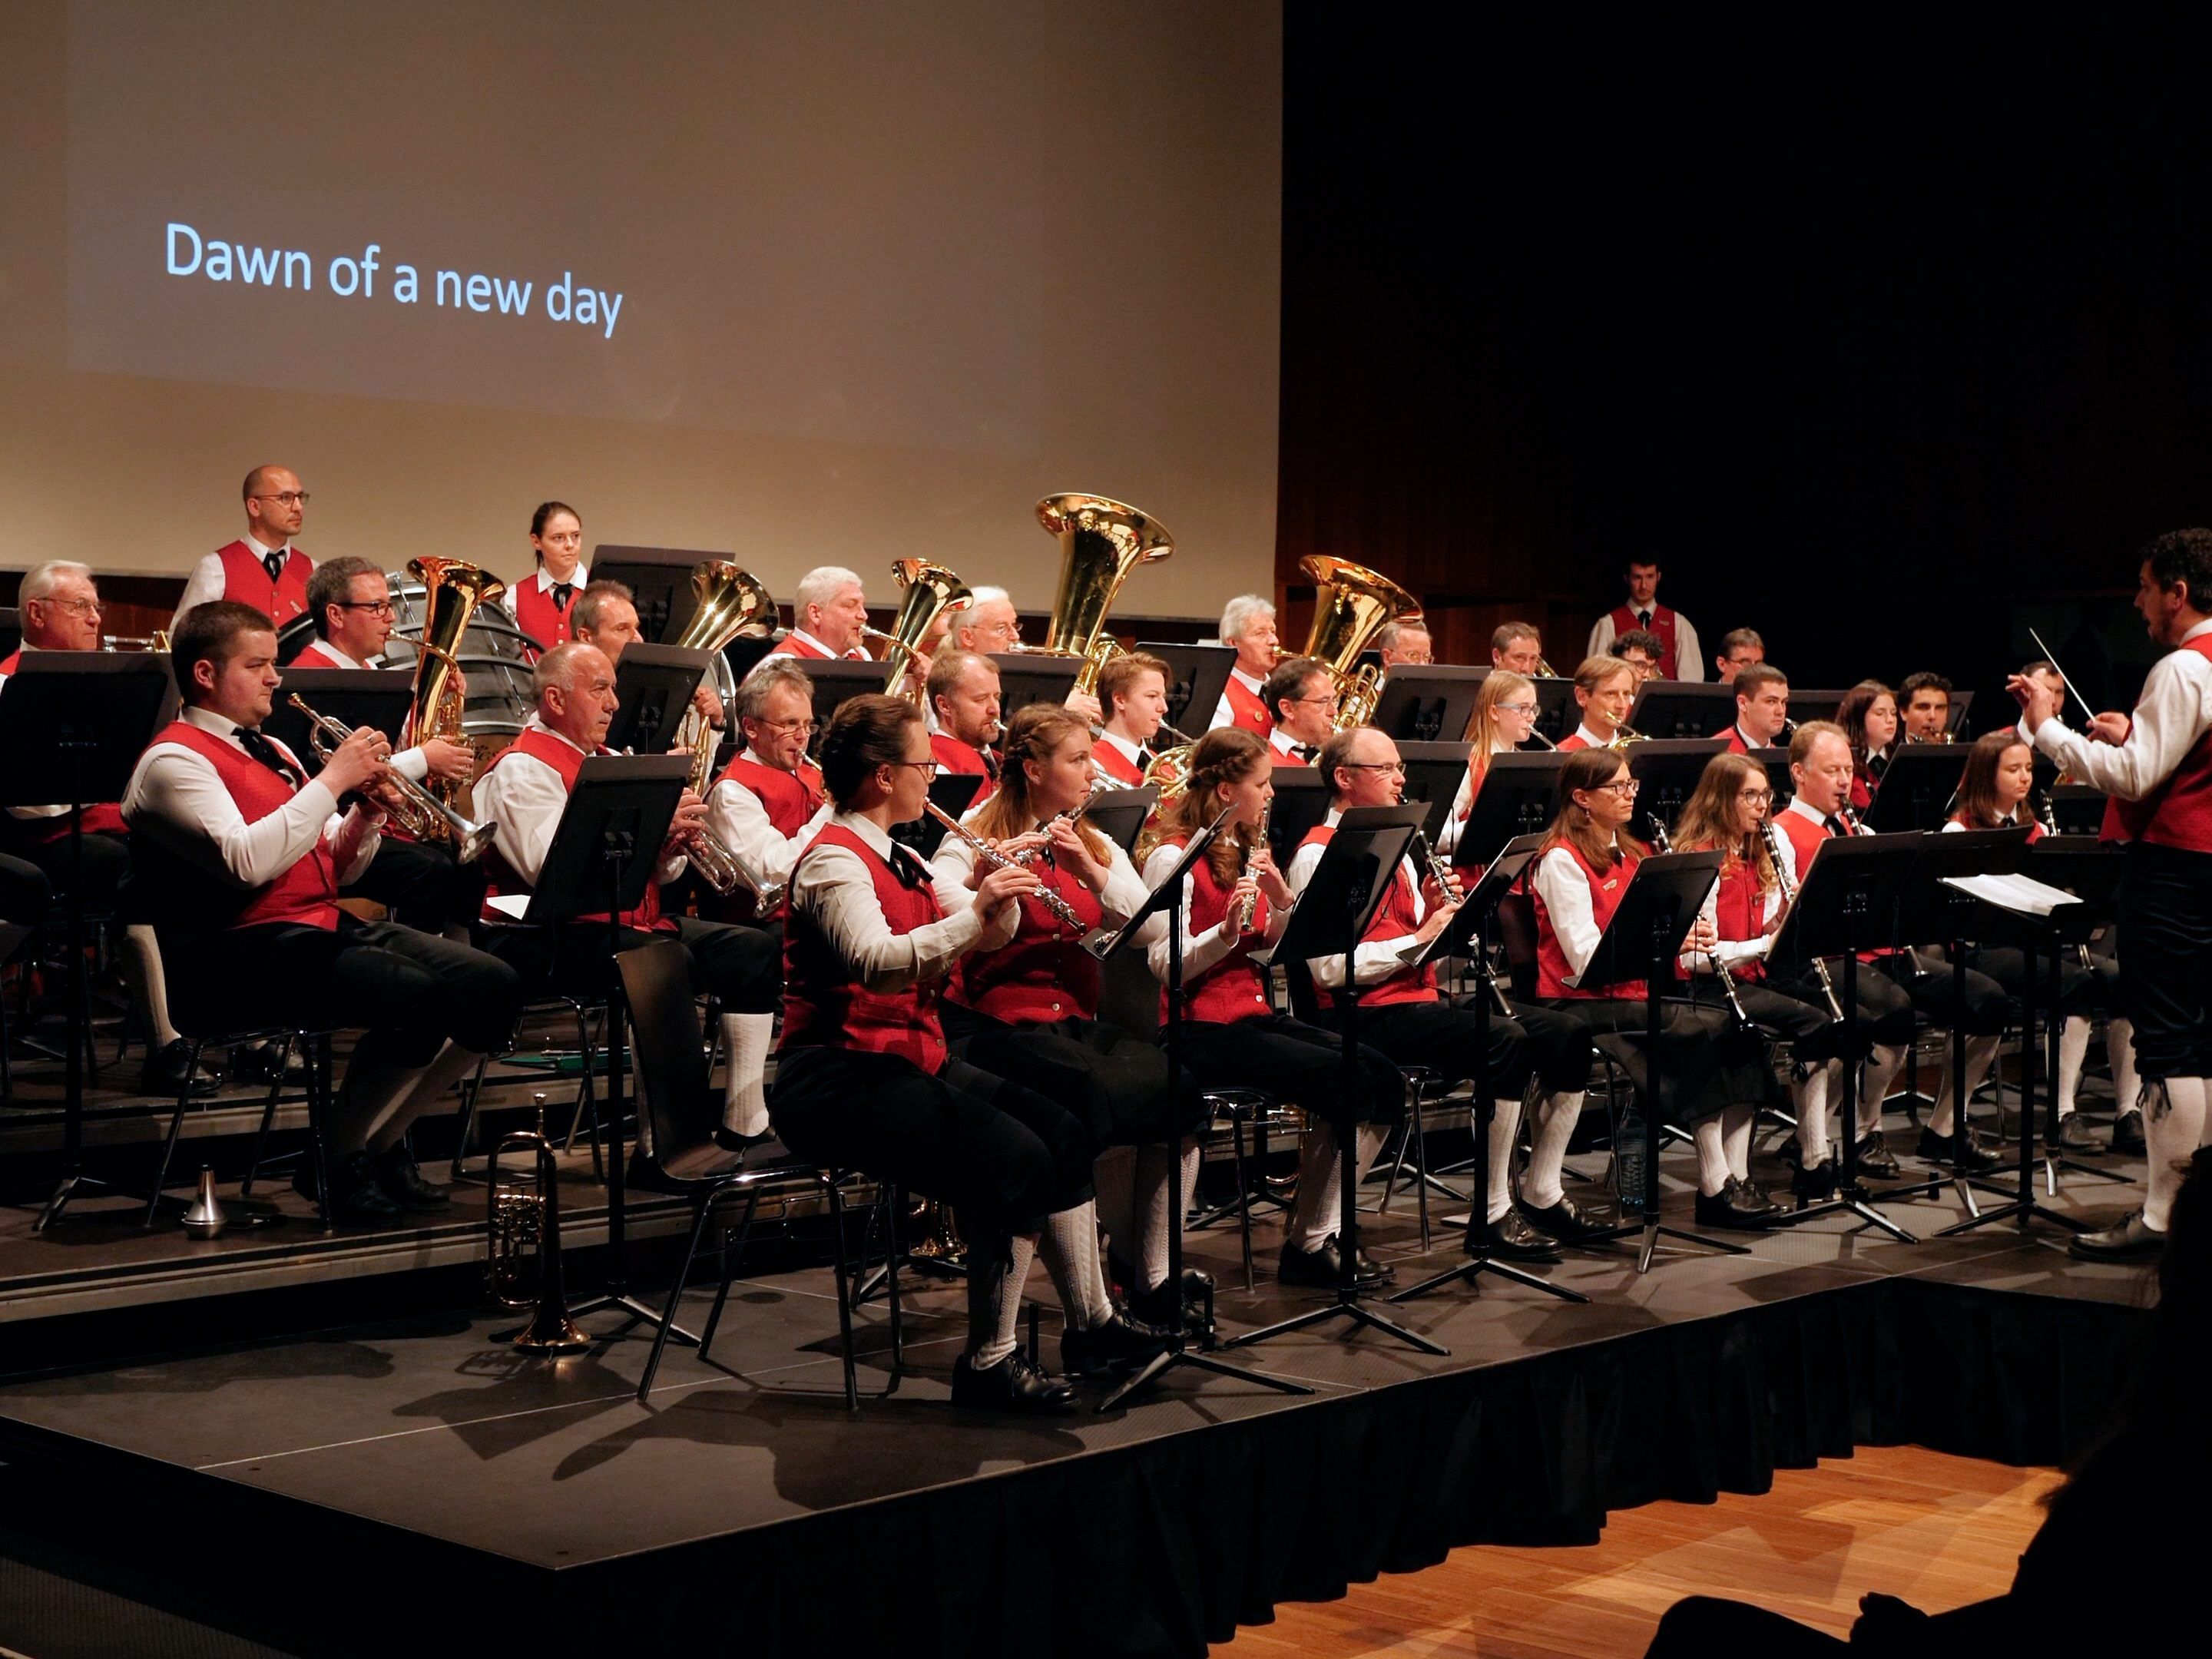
[379,568,537,750]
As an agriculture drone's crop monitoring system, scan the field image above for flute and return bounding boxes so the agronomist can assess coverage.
[923,802,1091,932]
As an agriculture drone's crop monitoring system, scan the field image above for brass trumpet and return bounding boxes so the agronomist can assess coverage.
[286,694,495,863]
[485,1098,591,1354]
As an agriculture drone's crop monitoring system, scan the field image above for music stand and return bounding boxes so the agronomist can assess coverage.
[1082,786,1158,856]
[1453,752,1569,868]
[589,544,747,644]
[1863,747,1970,832]
[894,774,986,858]
[1371,667,1487,745]
[1528,676,1578,746]
[1627,739,1727,842]
[1945,690,1976,737]
[1091,804,1311,1411]
[2048,783,2108,836]
[986,654,1082,720]
[264,671,412,776]
[1765,831,1929,1239]
[604,644,715,756]
[727,635,779,684]
[0,656,175,1229]
[1264,765,1328,868]
[1793,690,1856,723]
[1626,683,1734,740]
[1134,641,1235,740]
[1749,746,1793,808]
[516,756,690,1341]
[1391,832,1588,1306]
[800,658,898,743]
[1395,742,1471,841]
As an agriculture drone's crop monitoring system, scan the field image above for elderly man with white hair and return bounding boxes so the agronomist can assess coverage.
[1208,592,1280,737]
[762,565,871,663]
[2,561,214,1097]
[953,584,1102,725]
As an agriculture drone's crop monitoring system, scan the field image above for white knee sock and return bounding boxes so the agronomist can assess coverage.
[1522,1089,1583,1210]
[1093,1144,1137,1268]
[1793,1061,1834,1165]
[719,1012,773,1137]
[1859,1042,1906,1137]
[1487,1096,1524,1223]
[1693,1118,1730,1197]
[1037,1203,1114,1331]
[2107,1018,2141,1117]
[119,923,179,1048]
[1724,1099,1753,1181]
[1928,1034,2001,1138]
[1181,1140,1201,1219]
[971,1234,1038,1366]
[1129,1142,1199,1294]
[363,1041,485,1154]
[331,1040,421,1156]
[1287,1123,1388,1250]
[2057,1015,2091,1118]
[2142,1076,2211,1232]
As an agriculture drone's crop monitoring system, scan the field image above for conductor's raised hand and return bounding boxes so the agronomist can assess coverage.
[2006,672,2059,732]
[2089,711,2131,745]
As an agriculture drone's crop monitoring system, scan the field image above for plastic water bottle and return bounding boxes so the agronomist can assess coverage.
[1613,1089,1647,1216]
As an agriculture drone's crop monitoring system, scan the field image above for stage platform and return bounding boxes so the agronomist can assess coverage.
[0,1114,2158,1659]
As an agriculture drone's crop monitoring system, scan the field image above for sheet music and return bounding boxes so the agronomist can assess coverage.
[1939,873,2082,916]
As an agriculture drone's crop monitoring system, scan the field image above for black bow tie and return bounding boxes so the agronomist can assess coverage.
[551,581,574,610]
[888,843,929,889]
[1823,815,1846,836]
[1294,743,1319,763]
[1636,610,1653,628]
[236,727,302,788]
[263,551,286,584]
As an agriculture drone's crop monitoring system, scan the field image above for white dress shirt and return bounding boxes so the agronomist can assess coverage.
[1532,843,1643,988]
[1096,728,1146,773]
[1285,806,1428,989]
[929,812,1149,922]
[2022,618,2212,801]
[1140,838,1279,985]
[122,706,379,890]
[704,749,834,892]
[789,810,1012,992]
[472,714,687,891]
[1207,665,1267,733]
[173,533,291,629]
[1587,607,1706,681]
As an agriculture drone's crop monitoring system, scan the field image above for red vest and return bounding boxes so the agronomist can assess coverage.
[1297,824,1436,1009]
[0,652,126,839]
[1556,730,1594,753]
[2104,634,2212,851]
[1716,724,1752,755]
[511,576,580,654]
[766,634,834,661]
[0,651,18,674]
[214,541,312,625]
[1091,737,1146,786]
[1165,836,1273,1024]
[144,721,339,929]
[290,641,356,669]
[930,731,992,778]
[478,727,670,930]
[707,753,824,924]
[780,824,948,1071]
[952,843,1106,1024]
[1609,603,1681,677]
[1220,674,1274,738]
[1711,857,1767,982]
[1534,840,1646,999]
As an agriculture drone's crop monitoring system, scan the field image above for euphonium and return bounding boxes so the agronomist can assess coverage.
[402,556,505,843]
[1298,555,1423,729]
[287,694,496,863]
[485,1097,591,1354]
[667,561,777,899]
[1033,494,1174,695]
[875,558,972,699]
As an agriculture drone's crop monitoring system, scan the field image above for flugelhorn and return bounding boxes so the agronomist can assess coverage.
[402,556,505,843]
[485,1095,591,1354]
[1298,555,1422,729]
[286,694,495,863]
[1034,493,1174,695]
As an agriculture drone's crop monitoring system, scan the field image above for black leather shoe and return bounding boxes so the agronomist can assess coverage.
[712,1125,776,1154]
[1792,1157,1836,1202]
[229,1039,306,1088]
[1128,1268,1213,1332]
[1918,1125,1998,1174]
[2054,1113,2101,1153]
[951,1350,1078,1412]
[2069,1209,2166,1263]
[1854,1131,1901,1179]
[1277,1237,1391,1289]
[1694,1177,1777,1231]
[321,1151,404,1227]
[1776,1134,1803,1170]
[139,1039,220,1099]
[1518,1193,1611,1243]
[2111,1110,2146,1155]
[1481,1209,1562,1262]
[1061,1311,1175,1377]
[371,1141,451,1211]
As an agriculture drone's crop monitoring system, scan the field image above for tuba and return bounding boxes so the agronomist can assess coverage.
[1033,493,1174,695]
[485,1097,591,1354]
[874,558,972,699]
[669,561,777,897]
[1299,555,1422,730]
[402,556,506,842]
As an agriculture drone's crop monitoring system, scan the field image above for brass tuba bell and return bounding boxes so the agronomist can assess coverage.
[402,556,506,842]
[1298,555,1422,730]
[1034,494,1174,695]
[875,558,972,699]
[668,561,777,896]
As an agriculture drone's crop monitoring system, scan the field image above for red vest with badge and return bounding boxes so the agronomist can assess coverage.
[1220,675,1273,739]
[780,824,948,1071]
[1608,603,1681,677]
[952,842,1106,1024]
[478,727,671,931]
[1297,823,1437,1009]
[2102,634,2212,852]
[1166,836,1273,1024]
[511,577,580,654]
[214,541,312,625]
[141,721,339,929]
[1534,839,1646,999]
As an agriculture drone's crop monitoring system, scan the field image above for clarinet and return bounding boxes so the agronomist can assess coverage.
[1410,826,1459,899]
[1763,816,1846,1020]
[1231,800,1270,933]
[1651,823,1753,1030]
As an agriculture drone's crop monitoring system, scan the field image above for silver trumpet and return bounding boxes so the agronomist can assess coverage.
[286,694,495,863]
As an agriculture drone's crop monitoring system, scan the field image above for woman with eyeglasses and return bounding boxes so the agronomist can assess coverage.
[1555,656,1638,751]
[1525,748,1770,1237]
[771,694,1170,1412]
[1670,753,1852,1217]
[1437,669,1541,856]
[508,500,588,654]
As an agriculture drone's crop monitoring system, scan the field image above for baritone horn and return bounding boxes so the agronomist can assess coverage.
[1034,493,1174,695]
[666,561,777,899]
[286,694,496,863]
[1300,555,1422,729]
[873,558,972,699]
[485,1095,591,1355]
[402,556,505,843]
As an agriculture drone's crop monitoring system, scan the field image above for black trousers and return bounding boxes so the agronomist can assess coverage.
[7,826,131,915]
[342,837,486,935]
[484,915,780,1014]
[0,853,49,926]
[944,1003,1204,1147]
[1968,945,2095,1016]
[771,1047,1094,1231]
[1730,979,1849,1062]
[1538,996,1762,1122]
[167,916,523,1063]
[1874,952,2008,1036]
[1319,995,1592,1098]
[2118,840,2212,1079]
[1174,1012,1406,1124]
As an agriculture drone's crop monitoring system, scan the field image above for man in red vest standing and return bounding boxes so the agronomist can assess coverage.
[1587,555,1705,681]
[173,465,315,632]
[2014,528,2212,1261]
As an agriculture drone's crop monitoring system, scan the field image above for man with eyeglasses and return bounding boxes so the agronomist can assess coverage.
[1375,620,1434,667]
[2,561,216,1096]
[1286,725,1594,1261]
[1714,628,1766,684]
[174,465,316,631]
[1261,655,1337,767]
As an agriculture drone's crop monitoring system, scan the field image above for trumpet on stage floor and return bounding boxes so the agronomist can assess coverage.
[286,694,495,863]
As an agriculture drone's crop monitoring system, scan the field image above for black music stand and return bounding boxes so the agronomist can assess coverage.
[515,756,690,1341]
[0,656,174,1229]
[1452,752,1569,868]
[1627,739,1727,842]
[1264,765,1327,867]
[589,545,740,644]
[1528,677,1578,746]
[1764,831,1929,1240]
[1945,690,1976,737]
[800,657,898,741]
[1134,641,1235,740]
[1627,683,1734,740]
[1390,833,1588,1306]
[1863,747,1969,832]
[605,644,715,756]
[1558,850,1747,1273]
[1226,804,1448,1356]
[1081,786,1158,856]
[2048,783,2108,836]
[986,654,1082,720]
[1371,667,1487,744]
[1092,804,1310,1410]
[1395,742,1472,840]
[264,671,412,774]
[1793,690,1856,723]
[893,774,986,859]
[1749,746,1793,808]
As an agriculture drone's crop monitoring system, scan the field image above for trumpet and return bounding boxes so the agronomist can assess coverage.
[1763,814,1843,1021]
[286,694,495,863]
[924,803,1092,932]
[485,1095,591,1354]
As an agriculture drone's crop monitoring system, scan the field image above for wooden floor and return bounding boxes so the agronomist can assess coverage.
[1214,1445,2057,1659]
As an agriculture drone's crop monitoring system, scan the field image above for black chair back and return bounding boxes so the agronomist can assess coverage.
[1495,890,1541,1002]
